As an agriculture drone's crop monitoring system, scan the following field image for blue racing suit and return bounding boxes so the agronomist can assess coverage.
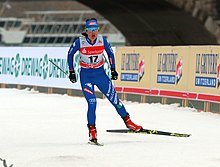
[67,35,128,125]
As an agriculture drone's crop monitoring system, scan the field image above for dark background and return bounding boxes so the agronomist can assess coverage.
[78,0,217,46]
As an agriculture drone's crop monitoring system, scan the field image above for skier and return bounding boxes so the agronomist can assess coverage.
[67,18,142,143]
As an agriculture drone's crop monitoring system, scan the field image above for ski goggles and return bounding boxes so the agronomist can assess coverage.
[85,27,99,32]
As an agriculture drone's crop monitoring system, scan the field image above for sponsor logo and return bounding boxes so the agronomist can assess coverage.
[106,81,111,97]
[0,54,68,80]
[113,94,118,104]
[110,88,115,101]
[176,58,183,84]
[138,59,144,81]
[157,74,176,84]
[82,48,87,54]
[88,21,97,25]
[89,98,96,103]
[195,76,216,88]
[157,53,177,85]
[195,53,219,88]
[88,50,103,55]
[121,73,138,82]
[121,53,145,82]
[85,83,92,88]
[117,101,123,109]
[80,46,104,55]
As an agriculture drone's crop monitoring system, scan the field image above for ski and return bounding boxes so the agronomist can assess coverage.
[106,129,191,137]
[88,141,104,146]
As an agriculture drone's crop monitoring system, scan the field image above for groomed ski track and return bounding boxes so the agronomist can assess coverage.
[0,88,220,167]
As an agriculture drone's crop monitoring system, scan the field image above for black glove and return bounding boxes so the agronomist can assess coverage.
[111,68,118,80]
[69,70,77,83]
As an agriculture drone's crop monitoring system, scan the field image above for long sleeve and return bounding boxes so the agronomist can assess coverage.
[67,38,80,71]
[103,37,116,69]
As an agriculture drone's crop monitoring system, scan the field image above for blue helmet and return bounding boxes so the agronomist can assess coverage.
[85,19,99,28]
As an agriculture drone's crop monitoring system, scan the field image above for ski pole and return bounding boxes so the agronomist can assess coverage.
[49,59,68,76]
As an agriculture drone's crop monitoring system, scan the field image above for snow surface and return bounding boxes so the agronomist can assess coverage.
[0,88,220,167]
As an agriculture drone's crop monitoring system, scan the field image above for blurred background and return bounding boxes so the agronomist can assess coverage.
[0,0,220,47]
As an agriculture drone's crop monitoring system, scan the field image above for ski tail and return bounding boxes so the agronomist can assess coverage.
[106,129,191,137]
[88,140,104,146]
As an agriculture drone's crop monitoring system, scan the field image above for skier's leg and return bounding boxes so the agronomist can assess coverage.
[95,73,127,117]
[80,72,98,140]
[80,80,96,125]
[95,71,142,131]
[80,70,96,137]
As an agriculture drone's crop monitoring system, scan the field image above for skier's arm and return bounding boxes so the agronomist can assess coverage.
[103,37,116,69]
[67,38,80,71]
[103,37,118,80]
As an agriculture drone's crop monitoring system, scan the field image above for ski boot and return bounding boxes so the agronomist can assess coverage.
[123,114,143,132]
[88,124,97,143]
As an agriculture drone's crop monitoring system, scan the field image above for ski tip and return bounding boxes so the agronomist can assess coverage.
[170,133,191,137]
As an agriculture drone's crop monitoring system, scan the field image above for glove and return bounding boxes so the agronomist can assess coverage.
[111,68,118,80]
[69,70,77,83]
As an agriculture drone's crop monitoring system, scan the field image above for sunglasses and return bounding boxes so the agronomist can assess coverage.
[86,27,99,32]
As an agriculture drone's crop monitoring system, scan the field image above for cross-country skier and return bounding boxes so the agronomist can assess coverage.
[67,18,142,144]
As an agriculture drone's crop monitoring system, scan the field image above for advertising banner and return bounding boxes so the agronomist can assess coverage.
[150,46,192,98]
[1,46,220,103]
[188,46,220,102]
[0,47,81,89]
[114,47,152,94]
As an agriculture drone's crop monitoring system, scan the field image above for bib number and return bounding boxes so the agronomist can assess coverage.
[88,55,98,64]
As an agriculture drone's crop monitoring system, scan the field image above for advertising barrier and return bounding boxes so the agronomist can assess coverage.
[0,47,112,90]
[188,46,220,103]
[1,46,220,106]
[114,47,152,94]
[114,46,220,104]
[150,46,191,98]
[0,47,81,89]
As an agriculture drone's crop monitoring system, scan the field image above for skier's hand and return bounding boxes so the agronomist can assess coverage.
[111,68,118,80]
[69,70,77,83]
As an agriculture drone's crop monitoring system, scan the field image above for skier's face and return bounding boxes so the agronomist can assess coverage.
[86,27,99,43]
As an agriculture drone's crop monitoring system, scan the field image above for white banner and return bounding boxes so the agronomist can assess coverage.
[0,47,82,89]
[0,47,113,90]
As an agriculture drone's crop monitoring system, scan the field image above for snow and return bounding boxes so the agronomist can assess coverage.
[0,88,220,167]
